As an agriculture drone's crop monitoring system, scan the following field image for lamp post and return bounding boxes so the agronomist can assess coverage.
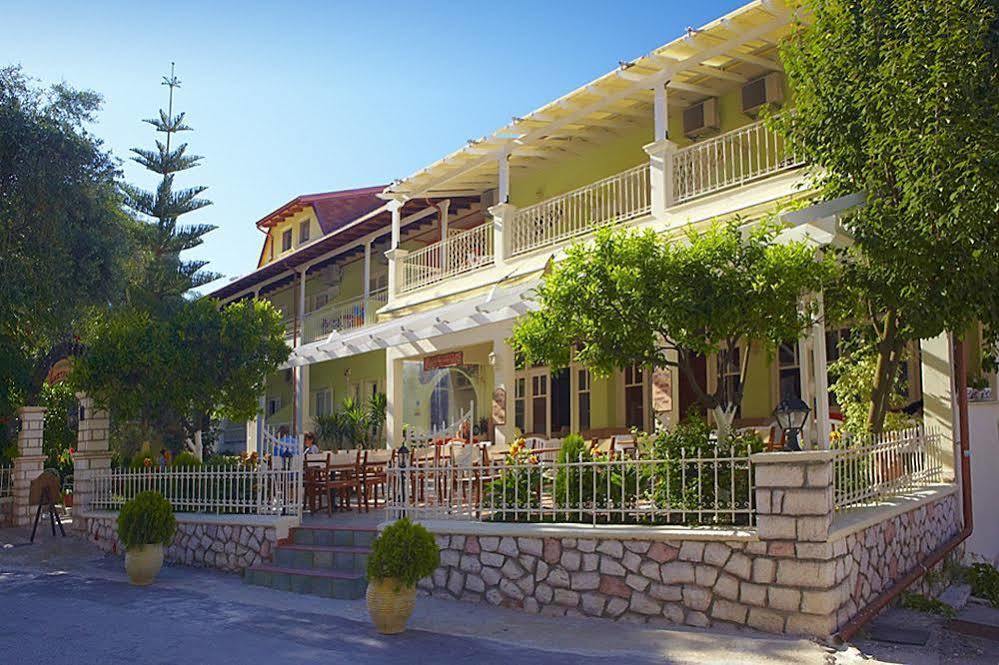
[774,395,810,452]
[397,431,410,519]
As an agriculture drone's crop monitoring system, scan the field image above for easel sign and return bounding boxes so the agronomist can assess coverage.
[29,470,66,543]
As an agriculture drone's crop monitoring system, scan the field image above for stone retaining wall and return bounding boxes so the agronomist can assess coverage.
[81,512,286,573]
[415,451,962,638]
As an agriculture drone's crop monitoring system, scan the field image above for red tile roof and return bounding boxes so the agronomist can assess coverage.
[254,186,387,234]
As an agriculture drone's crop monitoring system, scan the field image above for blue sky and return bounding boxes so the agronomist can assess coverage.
[5,0,745,289]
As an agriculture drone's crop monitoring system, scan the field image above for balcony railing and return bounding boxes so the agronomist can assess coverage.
[673,117,803,204]
[400,224,494,293]
[301,288,388,344]
[510,163,651,257]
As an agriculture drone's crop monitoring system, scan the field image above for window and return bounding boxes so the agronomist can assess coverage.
[314,389,333,417]
[778,342,802,400]
[281,229,293,252]
[716,348,742,417]
[531,373,548,435]
[624,365,645,429]
[299,221,310,244]
[514,377,526,433]
[577,368,591,433]
[363,380,380,400]
[266,397,281,417]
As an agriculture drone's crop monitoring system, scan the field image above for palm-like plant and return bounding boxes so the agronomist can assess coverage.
[367,393,388,446]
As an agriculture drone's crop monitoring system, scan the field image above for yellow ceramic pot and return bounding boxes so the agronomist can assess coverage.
[366,578,417,634]
[125,543,164,586]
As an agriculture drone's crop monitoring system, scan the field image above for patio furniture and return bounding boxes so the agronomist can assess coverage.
[610,434,638,459]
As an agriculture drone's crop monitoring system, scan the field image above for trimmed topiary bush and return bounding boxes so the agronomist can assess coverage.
[366,517,439,589]
[117,491,176,551]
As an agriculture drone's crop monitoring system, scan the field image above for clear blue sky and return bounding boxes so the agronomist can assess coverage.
[5,0,745,289]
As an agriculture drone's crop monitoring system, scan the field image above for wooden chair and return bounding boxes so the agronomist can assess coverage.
[610,434,638,459]
[356,449,389,512]
[765,424,786,452]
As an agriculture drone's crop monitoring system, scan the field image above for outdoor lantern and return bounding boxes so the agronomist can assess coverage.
[67,402,81,432]
[774,395,810,452]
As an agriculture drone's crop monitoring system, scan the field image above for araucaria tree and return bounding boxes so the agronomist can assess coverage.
[772,0,999,431]
[123,63,217,303]
[511,222,827,437]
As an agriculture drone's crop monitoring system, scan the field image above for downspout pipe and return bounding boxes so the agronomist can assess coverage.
[837,336,974,642]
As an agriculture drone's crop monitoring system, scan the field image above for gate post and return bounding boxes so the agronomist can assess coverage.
[71,394,112,533]
[12,406,47,527]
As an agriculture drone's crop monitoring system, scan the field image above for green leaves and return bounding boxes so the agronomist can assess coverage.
[511,220,827,413]
[366,517,440,588]
[117,491,177,550]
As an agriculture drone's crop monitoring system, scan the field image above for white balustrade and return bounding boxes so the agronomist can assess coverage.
[301,288,387,344]
[400,224,494,293]
[511,163,651,257]
[672,117,803,204]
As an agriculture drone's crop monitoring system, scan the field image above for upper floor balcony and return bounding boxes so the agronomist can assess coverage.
[392,117,803,294]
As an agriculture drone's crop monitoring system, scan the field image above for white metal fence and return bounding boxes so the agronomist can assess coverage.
[401,224,494,292]
[832,426,949,511]
[89,429,304,516]
[387,443,755,526]
[301,288,388,343]
[672,117,803,204]
[511,163,651,257]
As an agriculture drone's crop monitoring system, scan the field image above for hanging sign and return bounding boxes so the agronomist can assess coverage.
[423,351,463,371]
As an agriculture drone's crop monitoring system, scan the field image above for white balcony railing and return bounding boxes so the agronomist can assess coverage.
[510,163,651,257]
[832,426,950,511]
[301,288,387,344]
[673,117,803,204]
[400,224,494,293]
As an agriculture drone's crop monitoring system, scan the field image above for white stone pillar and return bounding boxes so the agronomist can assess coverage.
[797,335,815,448]
[72,394,112,529]
[643,138,678,221]
[498,150,511,204]
[385,350,405,447]
[299,364,311,435]
[438,199,451,275]
[489,202,517,271]
[653,81,668,142]
[812,294,831,449]
[389,199,403,250]
[12,406,46,527]
[921,332,957,479]
[363,240,372,323]
[386,199,408,305]
[491,336,516,447]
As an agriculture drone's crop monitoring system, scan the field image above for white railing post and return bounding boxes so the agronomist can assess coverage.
[385,247,410,301]
[644,138,678,220]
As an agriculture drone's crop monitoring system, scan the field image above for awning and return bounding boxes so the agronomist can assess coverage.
[284,277,541,368]
[775,191,865,249]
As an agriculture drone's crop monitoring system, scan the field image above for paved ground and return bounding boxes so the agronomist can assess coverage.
[1,524,996,664]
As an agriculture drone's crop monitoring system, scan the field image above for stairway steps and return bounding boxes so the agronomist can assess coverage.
[243,525,378,600]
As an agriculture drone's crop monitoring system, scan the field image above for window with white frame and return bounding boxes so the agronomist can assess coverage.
[530,373,548,435]
[514,377,526,434]
[299,220,310,244]
[577,368,591,433]
[777,342,802,400]
[624,364,645,429]
[314,388,333,417]
[281,228,293,252]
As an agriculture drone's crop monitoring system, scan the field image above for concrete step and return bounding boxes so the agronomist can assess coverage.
[244,563,367,599]
[289,525,377,548]
[273,544,370,572]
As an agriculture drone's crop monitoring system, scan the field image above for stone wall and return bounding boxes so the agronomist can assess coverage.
[81,512,287,573]
[415,451,963,638]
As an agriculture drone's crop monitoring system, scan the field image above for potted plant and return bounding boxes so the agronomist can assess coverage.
[117,491,176,586]
[365,517,440,634]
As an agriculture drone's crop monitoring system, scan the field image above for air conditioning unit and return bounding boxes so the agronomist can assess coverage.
[683,98,720,138]
[741,73,784,115]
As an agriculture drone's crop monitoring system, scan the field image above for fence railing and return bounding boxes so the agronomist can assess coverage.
[89,429,304,516]
[832,426,949,511]
[672,117,803,204]
[511,163,651,257]
[387,443,755,526]
[301,288,388,343]
[400,224,494,293]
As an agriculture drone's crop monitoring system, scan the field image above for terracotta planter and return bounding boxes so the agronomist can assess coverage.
[125,543,164,586]
[366,577,417,634]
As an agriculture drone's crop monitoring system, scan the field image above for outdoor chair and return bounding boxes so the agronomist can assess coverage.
[610,434,638,459]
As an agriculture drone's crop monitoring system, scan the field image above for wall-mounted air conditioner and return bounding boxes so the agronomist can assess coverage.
[741,73,784,115]
[683,98,720,138]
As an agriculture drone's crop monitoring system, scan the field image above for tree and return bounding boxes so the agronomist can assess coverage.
[0,65,135,428]
[510,221,828,436]
[772,0,999,431]
[73,298,289,449]
[123,63,217,305]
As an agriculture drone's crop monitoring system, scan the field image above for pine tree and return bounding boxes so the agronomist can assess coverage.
[124,63,217,305]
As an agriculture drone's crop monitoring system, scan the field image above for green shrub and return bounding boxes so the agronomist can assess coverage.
[484,438,542,521]
[900,592,956,618]
[117,491,176,551]
[366,517,440,589]
[171,452,202,467]
[966,562,999,607]
[554,434,597,516]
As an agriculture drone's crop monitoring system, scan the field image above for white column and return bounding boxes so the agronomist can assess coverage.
[797,335,814,447]
[643,139,677,221]
[437,199,451,276]
[491,335,516,447]
[299,363,311,435]
[385,350,405,447]
[653,81,668,142]
[363,240,372,323]
[490,202,516,271]
[921,332,957,479]
[389,199,403,250]
[385,200,408,304]
[812,293,831,449]
[498,151,510,203]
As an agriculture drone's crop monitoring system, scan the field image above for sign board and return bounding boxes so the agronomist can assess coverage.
[423,351,463,372]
